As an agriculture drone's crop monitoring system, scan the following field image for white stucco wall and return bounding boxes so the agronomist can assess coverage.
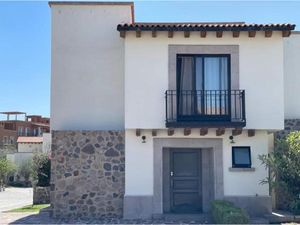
[124,32,285,130]
[18,143,43,153]
[284,32,300,119]
[125,129,269,197]
[42,133,51,153]
[50,4,132,130]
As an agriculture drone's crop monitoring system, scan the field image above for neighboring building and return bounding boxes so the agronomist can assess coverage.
[17,136,43,153]
[49,1,298,219]
[0,112,50,153]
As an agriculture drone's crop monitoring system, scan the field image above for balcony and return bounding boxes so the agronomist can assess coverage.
[165,90,246,128]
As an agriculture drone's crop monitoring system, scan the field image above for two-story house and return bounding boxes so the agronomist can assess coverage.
[49,1,298,219]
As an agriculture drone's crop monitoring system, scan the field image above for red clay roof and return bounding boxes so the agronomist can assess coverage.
[17,136,43,143]
[117,22,296,31]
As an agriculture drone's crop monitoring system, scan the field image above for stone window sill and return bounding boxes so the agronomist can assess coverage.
[229,167,255,172]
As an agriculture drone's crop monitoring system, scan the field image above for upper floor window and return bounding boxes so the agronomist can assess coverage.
[18,126,23,136]
[177,55,230,92]
[176,54,230,118]
[25,127,30,136]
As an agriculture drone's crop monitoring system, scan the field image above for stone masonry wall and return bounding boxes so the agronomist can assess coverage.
[50,131,125,218]
[275,119,300,139]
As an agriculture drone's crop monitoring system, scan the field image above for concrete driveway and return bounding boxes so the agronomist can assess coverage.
[0,187,33,212]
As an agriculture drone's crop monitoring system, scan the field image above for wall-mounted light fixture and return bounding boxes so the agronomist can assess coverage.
[142,135,146,143]
[229,135,235,144]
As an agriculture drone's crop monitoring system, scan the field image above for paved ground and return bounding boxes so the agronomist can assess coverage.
[0,212,213,224]
[0,212,271,224]
[0,187,33,212]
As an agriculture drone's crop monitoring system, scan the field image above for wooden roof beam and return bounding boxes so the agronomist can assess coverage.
[232,128,242,136]
[136,30,141,38]
[184,31,190,38]
[265,30,273,38]
[216,31,223,38]
[168,129,174,136]
[232,31,240,38]
[200,128,208,136]
[152,130,157,136]
[120,31,126,38]
[248,30,256,38]
[282,30,291,37]
[136,129,141,136]
[184,128,191,136]
[216,128,225,136]
[168,31,173,38]
[151,30,157,38]
[200,31,207,38]
[248,129,255,137]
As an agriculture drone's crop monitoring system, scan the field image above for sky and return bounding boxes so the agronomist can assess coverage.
[0,1,300,119]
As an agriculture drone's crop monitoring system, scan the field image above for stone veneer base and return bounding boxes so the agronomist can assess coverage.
[50,131,125,218]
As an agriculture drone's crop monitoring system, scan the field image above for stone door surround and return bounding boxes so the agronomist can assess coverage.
[153,138,224,215]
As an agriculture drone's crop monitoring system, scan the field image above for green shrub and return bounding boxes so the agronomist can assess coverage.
[290,199,300,215]
[32,153,51,187]
[212,200,249,224]
[259,131,300,212]
[0,158,16,185]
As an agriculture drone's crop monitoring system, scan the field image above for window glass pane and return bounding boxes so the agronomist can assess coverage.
[233,147,250,166]
[195,58,203,114]
[203,57,228,90]
[178,56,195,116]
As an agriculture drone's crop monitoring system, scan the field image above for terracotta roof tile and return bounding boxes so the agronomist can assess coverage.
[17,136,43,143]
[117,22,295,32]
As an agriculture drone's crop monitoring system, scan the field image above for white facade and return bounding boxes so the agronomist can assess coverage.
[124,32,285,130]
[42,133,51,153]
[50,2,299,219]
[125,129,269,196]
[50,3,133,130]
[18,142,43,153]
[284,32,300,119]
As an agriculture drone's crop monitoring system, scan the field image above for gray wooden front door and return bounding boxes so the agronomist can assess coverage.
[170,149,202,213]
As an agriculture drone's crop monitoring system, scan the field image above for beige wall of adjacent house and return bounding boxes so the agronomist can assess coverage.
[284,32,300,119]
[125,129,269,196]
[42,133,51,153]
[18,142,43,153]
[124,32,285,130]
[50,4,132,130]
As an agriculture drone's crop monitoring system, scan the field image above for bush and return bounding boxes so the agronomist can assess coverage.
[32,153,51,187]
[211,200,249,224]
[259,131,300,213]
[290,199,300,215]
[0,158,16,185]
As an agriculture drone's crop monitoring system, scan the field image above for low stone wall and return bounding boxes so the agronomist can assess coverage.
[33,186,50,204]
[50,131,125,218]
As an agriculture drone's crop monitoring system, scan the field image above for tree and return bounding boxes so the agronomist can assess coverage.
[259,131,300,214]
[0,158,16,186]
[31,153,51,187]
[17,159,33,186]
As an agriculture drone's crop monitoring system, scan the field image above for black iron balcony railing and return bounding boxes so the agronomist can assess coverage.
[165,90,246,127]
